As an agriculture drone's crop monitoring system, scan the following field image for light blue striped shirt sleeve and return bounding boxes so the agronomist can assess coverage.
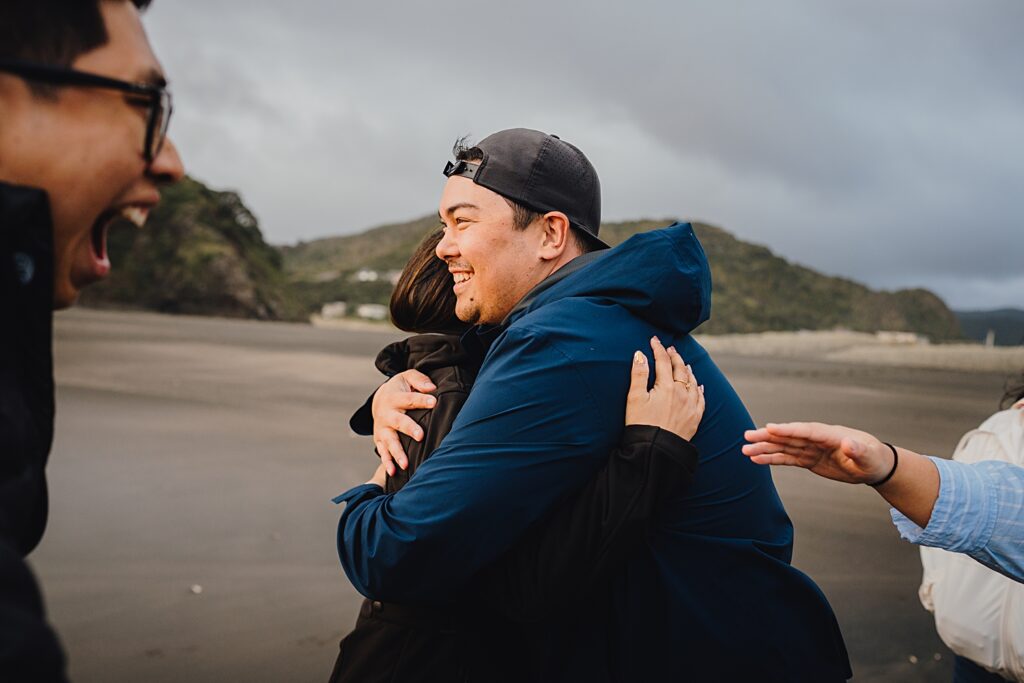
[890,457,1024,583]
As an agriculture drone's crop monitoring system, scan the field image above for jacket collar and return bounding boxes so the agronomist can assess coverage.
[503,250,605,326]
[1,181,54,303]
[459,251,606,362]
[376,333,472,376]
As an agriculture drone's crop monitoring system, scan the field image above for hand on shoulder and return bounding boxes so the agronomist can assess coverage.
[625,336,705,441]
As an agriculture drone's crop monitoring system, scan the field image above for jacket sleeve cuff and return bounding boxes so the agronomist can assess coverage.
[620,424,699,471]
[332,483,384,506]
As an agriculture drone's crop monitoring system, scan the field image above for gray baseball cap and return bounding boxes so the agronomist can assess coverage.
[443,128,607,249]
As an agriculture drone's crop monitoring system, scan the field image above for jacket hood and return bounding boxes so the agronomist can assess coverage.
[506,222,711,337]
[375,333,471,377]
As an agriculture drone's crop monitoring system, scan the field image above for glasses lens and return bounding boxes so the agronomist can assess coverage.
[148,91,172,162]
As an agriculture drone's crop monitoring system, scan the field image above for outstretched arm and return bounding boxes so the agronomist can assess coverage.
[742,422,940,527]
[743,421,1024,582]
[470,340,703,621]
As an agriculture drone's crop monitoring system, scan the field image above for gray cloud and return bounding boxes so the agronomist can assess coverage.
[145,0,1022,310]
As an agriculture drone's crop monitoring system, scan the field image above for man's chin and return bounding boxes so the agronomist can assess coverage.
[54,276,91,310]
[454,304,480,326]
[52,289,80,310]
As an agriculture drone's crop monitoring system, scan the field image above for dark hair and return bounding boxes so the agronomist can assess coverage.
[390,229,469,335]
[453,137,598,254]
[0,0,152,96]
[1001,371,1024,409]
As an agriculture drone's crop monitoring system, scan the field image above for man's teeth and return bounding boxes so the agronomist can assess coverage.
[119,205,149,228]
[453,272,473,284]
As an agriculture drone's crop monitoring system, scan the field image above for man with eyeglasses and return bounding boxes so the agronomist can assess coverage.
[0,0,183,679]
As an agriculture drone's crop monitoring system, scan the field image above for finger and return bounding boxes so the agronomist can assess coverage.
[388,391,437,411]
[765,421,841,444]
[747,453,808,467]
[684,363,698,393]
[391,412,423,444]
[745,427,772,442]
[741,441,788,456]
[754,433,816,450]
[379,430,407,470]
[402,369,436,393]
[839,438,881,473]
[746,426,818,450]
[374,439,397,476]
[764,422,813,438]
[650,336,672,388]
[628,350,650,400]
[741,441,815,458]
[841,438,865,458]
[667,346,688,383]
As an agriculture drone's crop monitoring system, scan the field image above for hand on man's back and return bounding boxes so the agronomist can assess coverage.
[371,369,438,475]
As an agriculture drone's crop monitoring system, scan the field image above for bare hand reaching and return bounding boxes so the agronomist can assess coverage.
[625,336,704,440]
[742,422,894,484]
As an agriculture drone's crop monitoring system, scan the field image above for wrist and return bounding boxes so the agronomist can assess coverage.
[867,442,899,487]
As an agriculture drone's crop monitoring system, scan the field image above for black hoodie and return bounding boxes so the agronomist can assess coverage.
[0,182,69,682]
[331,332,698,682]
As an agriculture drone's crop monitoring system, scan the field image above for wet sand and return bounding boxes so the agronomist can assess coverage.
[34,309,1014,682]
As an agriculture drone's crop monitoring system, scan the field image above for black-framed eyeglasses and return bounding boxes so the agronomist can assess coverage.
[0,58,173,165]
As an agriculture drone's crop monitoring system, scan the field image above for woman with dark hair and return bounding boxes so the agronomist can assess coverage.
[1002,371,1024,410]
[329,230,705,682]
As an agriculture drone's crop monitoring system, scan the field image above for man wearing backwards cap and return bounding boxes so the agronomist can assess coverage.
[336,129,850,681]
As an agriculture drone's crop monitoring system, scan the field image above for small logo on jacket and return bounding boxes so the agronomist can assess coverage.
[12,252,34,285]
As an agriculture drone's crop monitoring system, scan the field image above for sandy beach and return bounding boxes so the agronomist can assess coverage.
[34,309,1018,682]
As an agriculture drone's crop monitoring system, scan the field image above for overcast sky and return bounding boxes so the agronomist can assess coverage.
[145,1,1021,311]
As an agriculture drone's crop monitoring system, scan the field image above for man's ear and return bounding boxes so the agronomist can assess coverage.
[536,211,572,262]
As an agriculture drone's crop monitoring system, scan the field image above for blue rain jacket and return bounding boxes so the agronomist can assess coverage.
[335,223,850,681]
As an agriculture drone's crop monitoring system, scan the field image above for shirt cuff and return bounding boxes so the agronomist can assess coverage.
[332,482,384,505]
[890,456,995,553]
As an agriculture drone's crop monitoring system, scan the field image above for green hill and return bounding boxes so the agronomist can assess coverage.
[81,177,304,320]
[80,175,962,340]
[283,216,962,340]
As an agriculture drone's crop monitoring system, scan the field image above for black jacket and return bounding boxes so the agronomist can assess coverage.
[0,182,69,681]
[331,333,698,682]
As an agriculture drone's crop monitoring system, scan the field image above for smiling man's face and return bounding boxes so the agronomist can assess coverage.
[0,0,184,308]
[435,176,554,326]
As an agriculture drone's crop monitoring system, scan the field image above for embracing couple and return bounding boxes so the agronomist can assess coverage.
[329,129,852,682]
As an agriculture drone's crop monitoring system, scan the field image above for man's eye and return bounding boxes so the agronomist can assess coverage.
[124,95,151,113]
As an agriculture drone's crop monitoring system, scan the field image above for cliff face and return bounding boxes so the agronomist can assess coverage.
[81,177,303,320]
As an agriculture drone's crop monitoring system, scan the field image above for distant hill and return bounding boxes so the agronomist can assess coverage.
[279,215,440,319]
[81,177,304,320]
[956,308,1024,346]
[81,176,963,340]
[283,216,963,340]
